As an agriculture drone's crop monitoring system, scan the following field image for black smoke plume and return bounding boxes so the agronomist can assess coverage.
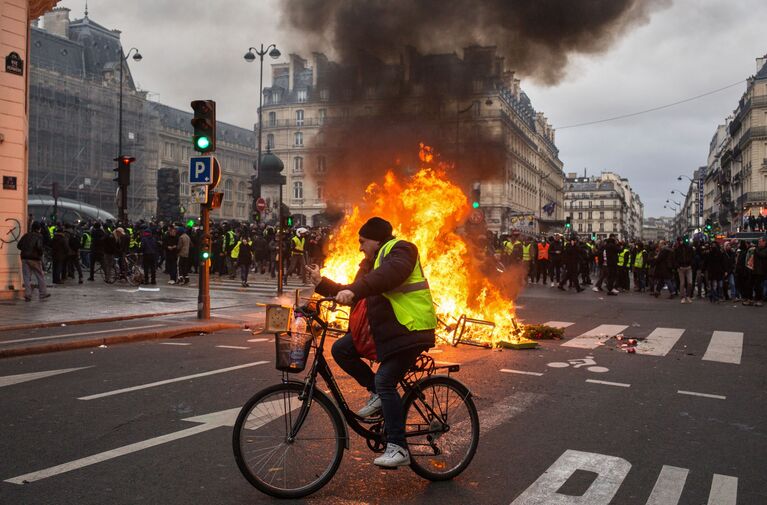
[281,0,670,85]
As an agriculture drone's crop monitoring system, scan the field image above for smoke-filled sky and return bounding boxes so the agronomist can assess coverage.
[53,0,767,216]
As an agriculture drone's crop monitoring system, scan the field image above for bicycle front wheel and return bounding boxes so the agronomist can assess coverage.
[233,382,345,499]
[403,375,479,481]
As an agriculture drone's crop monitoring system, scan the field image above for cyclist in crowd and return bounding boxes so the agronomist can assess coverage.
[307,216,437,469]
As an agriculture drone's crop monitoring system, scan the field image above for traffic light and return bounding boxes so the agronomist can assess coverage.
[186,218,196,228]
[471,182,481,209]
[191,100,216,153]
[280,214,294,228]
[565,216,572,229]
[113,155,135,186]
[200,233,211,262]
[704,219,713,232]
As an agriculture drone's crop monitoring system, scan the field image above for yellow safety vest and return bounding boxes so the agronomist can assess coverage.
[633,251,645,269]
[82,232,92,250]
[231,241,241,259]
[373,239,437,332]
[522,244,532,261]
[292,236,305,254]
[503,240,513,255]
[617,249,629,267]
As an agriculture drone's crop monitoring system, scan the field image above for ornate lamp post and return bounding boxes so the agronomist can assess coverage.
[116,46,142,223]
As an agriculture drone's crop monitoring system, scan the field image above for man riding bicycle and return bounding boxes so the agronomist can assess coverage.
[306,216,437,468]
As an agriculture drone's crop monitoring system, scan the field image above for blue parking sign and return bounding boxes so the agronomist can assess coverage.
[189,156,212,184]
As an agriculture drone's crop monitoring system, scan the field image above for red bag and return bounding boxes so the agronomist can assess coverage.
[350,299,377,361]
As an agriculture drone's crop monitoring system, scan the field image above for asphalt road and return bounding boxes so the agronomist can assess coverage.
[1,286,764,504]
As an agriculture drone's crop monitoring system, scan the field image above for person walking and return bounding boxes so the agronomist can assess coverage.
[140,229,158,285]
[673,237,694,303]
[177,227,191,285]
[50,226,70,284]
[558,237,583,292]
[751,236,767,307]
[17,222,50,301]
[286,228,309,283]
[705,242,726,303]
[64,224,83,284]
[88,222,106,281]
[163,226,179,284]
[536,238,550,285]
[653,240,676,299]
[233,233,254,287]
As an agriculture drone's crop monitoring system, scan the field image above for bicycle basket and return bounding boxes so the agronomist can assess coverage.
[274,331,313,373]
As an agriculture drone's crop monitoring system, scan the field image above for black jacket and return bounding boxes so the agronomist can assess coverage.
[17,231,44,261]
[603,239,618,267]
[316,239,435,361]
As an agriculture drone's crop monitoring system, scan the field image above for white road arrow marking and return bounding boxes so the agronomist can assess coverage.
[4,399,287,485]
[0,367,93,388]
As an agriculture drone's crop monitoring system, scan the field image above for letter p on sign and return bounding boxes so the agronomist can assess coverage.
[511,450,631,505]
[195,161,207,181]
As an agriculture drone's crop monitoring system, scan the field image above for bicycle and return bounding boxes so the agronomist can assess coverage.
[232,297,480,499]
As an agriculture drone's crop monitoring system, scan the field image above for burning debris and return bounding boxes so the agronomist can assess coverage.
[322,143,534,348]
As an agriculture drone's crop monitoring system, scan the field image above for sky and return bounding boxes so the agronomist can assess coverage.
[54,0,767,216]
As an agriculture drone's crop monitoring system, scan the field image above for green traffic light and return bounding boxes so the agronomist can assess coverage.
[472,201,480,209]
[186,219,196,227]
[195,136,211,150]
[201,251,210,260]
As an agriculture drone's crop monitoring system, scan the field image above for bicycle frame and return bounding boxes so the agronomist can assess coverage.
[284,299,459,450]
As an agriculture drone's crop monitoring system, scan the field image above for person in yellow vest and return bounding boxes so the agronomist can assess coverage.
[307,217,436,469]
[522,237,534,283]
[632,242,648,292]
[231,233,254,287]
[286,227,309,284]
[617,242,631,291]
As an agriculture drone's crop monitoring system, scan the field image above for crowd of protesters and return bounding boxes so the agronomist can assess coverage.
[18,218,331,301]
[491,231,767,306]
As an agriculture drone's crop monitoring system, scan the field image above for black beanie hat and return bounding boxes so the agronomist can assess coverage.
[358,217,393,242]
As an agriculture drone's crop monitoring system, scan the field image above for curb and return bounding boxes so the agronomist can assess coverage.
[0,302,258,333]
[0,321,243,359]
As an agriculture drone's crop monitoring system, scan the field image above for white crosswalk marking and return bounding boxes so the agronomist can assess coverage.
[645,465,688,505]
[707,474,738,505]
[635,328,685,356]
[562,324,628,349]
[543,321,574,329]
[702,331,743,364]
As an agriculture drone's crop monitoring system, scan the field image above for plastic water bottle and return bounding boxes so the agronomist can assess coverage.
[290,315,307,368]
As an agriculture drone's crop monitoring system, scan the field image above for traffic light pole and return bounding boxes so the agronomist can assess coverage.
[277,183,284,297]
[198,202,211,320]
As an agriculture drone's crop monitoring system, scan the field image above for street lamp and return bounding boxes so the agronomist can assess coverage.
[664,204,678,212]
[671,189,687,198]
[666,199,681,207]
[677,175,694,182]
[117,46,142,223]
[244,43,281,218]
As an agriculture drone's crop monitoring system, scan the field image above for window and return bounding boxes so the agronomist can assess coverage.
[237,181,246,202]
[293,156,304,173]
[599,222,604,232]
[293,181,303,199]
[297,90,307,103]
[578,212,583,220]
[317,156,327,173]
[224,178,234,201]
[272,90,282,103]
[320,89,329,101]
[318,109,326,124]
[317,183,324,200]
[588,223,593,232]
[577,223,583,232]
[164,142,172,158]
[179,170,189,196]
[600,211,605,220]
[266,133,274,149]
[268,111,276,127]
[295,109,304,126]
[294,132,303,146]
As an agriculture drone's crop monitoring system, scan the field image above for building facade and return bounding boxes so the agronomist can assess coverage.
[27,8,258,222]
[1,0,60,300]
[259,47,565,234]
[697,55,767,233]
[564,172,644,241]
[642,216,674,242]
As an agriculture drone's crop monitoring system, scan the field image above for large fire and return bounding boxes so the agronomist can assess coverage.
[321,144,529,347]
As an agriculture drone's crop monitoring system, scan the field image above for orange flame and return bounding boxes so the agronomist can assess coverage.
[322,144,527,347]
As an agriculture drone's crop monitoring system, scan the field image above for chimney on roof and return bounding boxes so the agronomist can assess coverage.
[43,7,71,39]
[757,54,767,73]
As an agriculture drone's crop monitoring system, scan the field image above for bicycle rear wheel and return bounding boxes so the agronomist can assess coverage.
[233,382,345,499]
[403,375,479,481]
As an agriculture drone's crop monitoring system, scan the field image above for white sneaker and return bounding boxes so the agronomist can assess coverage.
[681,297,687,304]
[373,443,410,468]
[357,393,382,417]
[610,289,620,295]
[550,282,555,288]
[592,286,600,292]
[167,280,176,285]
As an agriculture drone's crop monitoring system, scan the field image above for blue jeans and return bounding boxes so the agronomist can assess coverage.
[331,333,426,448]
[709,279,722,301]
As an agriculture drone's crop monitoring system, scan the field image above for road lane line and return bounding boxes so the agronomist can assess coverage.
[0,324,167,345]
[4,400,290,485]
[159,342,191,346]
[635,328,685,356]
[562,324,628,349]
[500,369,543,376]
[216,345,250,350]
[0,367,93,388]
[543,321,574,329]
[77,361,269,400]
[646,465,689,505]
[677,390,726,400]
[707,474,738,505]
[702,331,743,364]
[586,379,631,388]
[246,338,269,343]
